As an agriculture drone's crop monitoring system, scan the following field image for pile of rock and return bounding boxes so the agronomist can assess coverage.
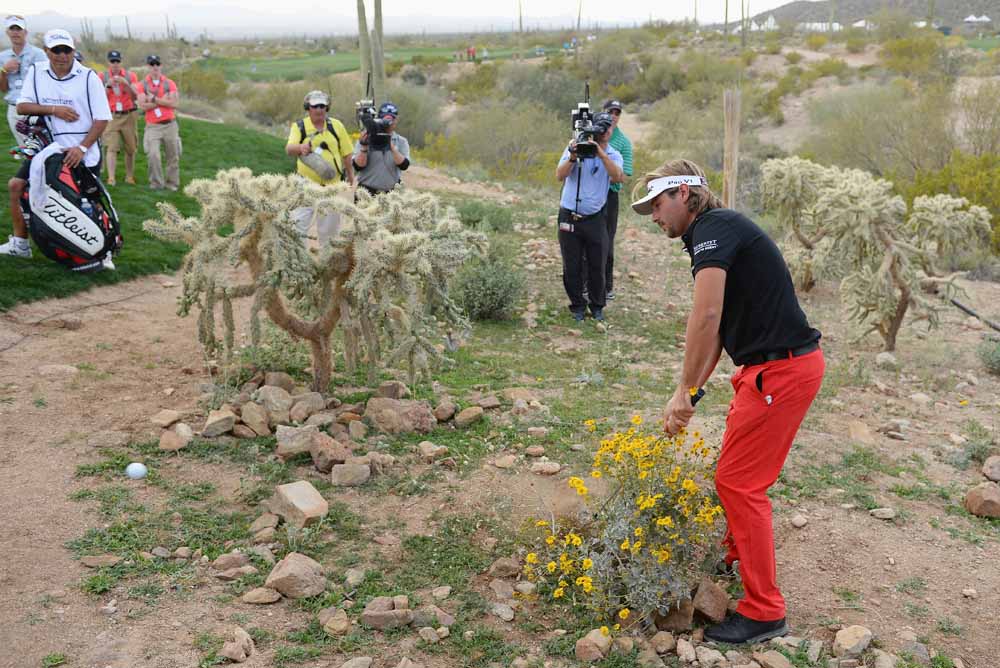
[965,455,1000,518]
[239,551,328,606]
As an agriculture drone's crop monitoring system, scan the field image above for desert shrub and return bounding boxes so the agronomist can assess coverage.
[573,40,633,89]
[811,57,849,79]
[638,59,687,102]
[383,82,445,149]
[174,64,228,104]
[453,253,524,321]
[456,200,513,233]
[764,35,782,55]
[499,64,586,115]
[523,418,725,624]
[846,37,867,54]
[236,80,311,127]
[418,132,462,167]
[805,34,828,51]
[799,83,954,180]
[881,33,943,80]
[385,59,404,78]
[667,37,681,49]
[957,81,1000,157]
[682,51,742,107]
[874,9,916,42]
[784,51,803,65]
[400,66,426,86]
[741,50,757,67]
[979,337,1000,375]
[454,63,500,104]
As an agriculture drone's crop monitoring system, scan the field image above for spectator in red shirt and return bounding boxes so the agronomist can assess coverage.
[136,54,180,191]
[101,49,139,185]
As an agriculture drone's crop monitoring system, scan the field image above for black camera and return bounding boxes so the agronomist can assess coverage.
[570,84,598,159]
[355,98,392,151]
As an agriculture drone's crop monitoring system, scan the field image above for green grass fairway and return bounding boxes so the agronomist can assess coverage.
[967,36,1000,51]
[0,117,290,311]
[203,47,538,82]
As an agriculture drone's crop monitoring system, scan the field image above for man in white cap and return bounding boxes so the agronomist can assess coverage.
[0,15,46,147]
[0,29,110,258]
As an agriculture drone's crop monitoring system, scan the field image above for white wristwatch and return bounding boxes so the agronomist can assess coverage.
[78,144,90,152]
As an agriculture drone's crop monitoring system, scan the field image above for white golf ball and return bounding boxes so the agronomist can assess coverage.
[125,462,148,480]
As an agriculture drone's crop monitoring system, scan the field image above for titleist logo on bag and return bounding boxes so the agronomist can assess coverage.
[37,190,104,255]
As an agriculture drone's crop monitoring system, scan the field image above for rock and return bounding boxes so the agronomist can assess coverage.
[412,605,455,628]
[240,401,271,436]
[264,372,295,393]
[250,545,275,565]
[807,640,823,663]
[790,513,808,528]
[637,647,666,668]
[436,627,449,639]
[364,397,437,434]
[310,432,353,472]
[418,626,440,643]
[873,649,899,668]
[431,585,451,600]
[253,527,276,544]
[271,480,329,528]
[331,463,371,487]
[275,424,319,459]
[348,420,367,441]
[319,607,351,635]
[212,551,250,571]
[203,408,237,437]
[376,380,410,399]
[455,406,484,428]
[305,411,337,427]
[478,395,501,409]
[395,660,422,668]
[158,428,188,451]
[99,599,117,615]
[833,625,873,657]
[693,577,729,623]
[575,629,612,661]
[909,392,932,405]
[38,364,79,377]
[613,637,634,654]
[487,557,521,577]
[219,626,254,663]
[530,461,561,475]
[493,454,517,469]
[753,650,793,668]
[503,387,539,403]
[489,578,515,600]
[290,392,326,422]
[696,646,726,667]
[869,507,896,520]
[525,446,546,457]
[242,587,282,604]
[848,420,876,445]
[231,424,255,439]
[526,427,548,438]
[433,400,457,422]
[982,456,1000,482]
[257,385,294,416]
[965,482,1000,518]
[391,594,409,610]
[901,641,930,665]
[962,587,978,598]
[80,554,121,568]
[338,411,363,424]
[265,552,327,598]
[418,440,449,462]
[151,546,171,558]
[676,638,697,663]
[174,546,192,559]
[361,607,414,630]
[340,659,373,668]
[875,352,898,370]
[250,513,279,533]
[345,567,366,588]
[650,631,675,654]
[216,565,258,581]
[655,598,694,631]
[514,582,535,595]
[491,602,515,621]
[151,409,182,428]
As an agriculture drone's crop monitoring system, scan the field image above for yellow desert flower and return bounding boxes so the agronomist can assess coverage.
[631,414,643,425]
[582,558,593,570]
[526,553,538,564]
[618,608,630,620]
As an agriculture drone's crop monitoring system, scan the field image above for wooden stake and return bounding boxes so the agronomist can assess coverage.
[723,89,741,208]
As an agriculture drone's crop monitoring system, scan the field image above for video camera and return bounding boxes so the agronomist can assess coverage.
[355,73,392,150]
[571,83,599,159]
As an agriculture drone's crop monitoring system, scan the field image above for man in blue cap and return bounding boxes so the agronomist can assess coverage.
[352,101,410,196]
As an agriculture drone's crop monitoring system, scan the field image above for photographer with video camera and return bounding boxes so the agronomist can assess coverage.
[286,89,354,247]
[352,101,410,196]
[555,105,623,322]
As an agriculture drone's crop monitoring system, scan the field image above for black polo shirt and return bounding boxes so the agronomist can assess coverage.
[682,207,821,366]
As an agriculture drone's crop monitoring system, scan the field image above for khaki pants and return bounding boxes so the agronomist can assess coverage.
[143,119,181,189]
[103,111,138,156]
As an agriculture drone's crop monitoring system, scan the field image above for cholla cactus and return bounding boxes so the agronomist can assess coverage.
[144,169,487,390]
[761,158,993,351]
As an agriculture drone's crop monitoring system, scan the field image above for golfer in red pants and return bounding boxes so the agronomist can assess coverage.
[632,159,825,644]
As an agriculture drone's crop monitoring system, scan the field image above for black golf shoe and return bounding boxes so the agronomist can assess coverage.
[704,611,788,645]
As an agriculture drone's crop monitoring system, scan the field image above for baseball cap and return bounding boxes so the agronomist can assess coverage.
[593,111,614,133]
[304,90,330,107]
[146,54,161,65]
[44,29,74,50]
[603,99,623,112]
[5,15,26,29]
[107,50,122,61]
[378,101,399,118]
[631,175,709,215]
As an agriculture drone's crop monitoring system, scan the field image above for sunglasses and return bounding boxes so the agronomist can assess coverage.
[309,104,328,109]
[50,46,74,55]
[109,59,121,63]
[149,61,161,66]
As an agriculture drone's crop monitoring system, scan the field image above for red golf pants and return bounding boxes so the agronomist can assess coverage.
[716,348,825,622]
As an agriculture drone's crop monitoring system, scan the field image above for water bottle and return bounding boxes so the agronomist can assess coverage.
[80,198,94,219]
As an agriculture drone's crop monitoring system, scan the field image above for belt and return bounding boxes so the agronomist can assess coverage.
[113,109,134,115]
[742,341,819,367]
[152,119,174,125]
[561,207,602,222]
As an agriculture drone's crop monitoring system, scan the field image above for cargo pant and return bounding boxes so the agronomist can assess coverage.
[143,119,181,190]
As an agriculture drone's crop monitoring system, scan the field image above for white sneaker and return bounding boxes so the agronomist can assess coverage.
[0,235,31,258]
[101,255,116,271]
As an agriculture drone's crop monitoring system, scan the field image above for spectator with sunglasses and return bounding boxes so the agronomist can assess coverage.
[0,15,46,148]
[136,54,180,191]
[100,50,139,186]
[1,29,110,258]
[352,101,410,196]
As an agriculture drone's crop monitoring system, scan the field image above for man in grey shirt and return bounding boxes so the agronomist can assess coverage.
[0,15,46,148]
[353,101,410,195]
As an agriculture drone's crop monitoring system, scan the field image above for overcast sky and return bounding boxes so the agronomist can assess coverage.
[33,0,802,30]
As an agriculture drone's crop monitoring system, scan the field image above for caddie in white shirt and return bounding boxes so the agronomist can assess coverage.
[0,28,110,258]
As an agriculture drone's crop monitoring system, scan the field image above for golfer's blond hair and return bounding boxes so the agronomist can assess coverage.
[633,159,723,214]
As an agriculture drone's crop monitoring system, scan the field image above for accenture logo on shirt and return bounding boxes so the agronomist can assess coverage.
[693,239,718,255]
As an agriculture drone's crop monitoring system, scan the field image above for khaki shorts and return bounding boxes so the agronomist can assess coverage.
[103,111,138,155]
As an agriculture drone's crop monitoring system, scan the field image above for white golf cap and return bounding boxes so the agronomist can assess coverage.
[304,90,330,107]
[43,29,75,50]
[631,175,709,215]
[4,15,26,29]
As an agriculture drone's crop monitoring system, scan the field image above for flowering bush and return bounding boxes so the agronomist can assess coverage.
[524,416,725,627]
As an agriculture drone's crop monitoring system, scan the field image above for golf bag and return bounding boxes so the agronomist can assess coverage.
[16,119,123,272]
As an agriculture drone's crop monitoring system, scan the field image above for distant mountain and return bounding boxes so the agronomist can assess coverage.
[754,0,1000,27]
